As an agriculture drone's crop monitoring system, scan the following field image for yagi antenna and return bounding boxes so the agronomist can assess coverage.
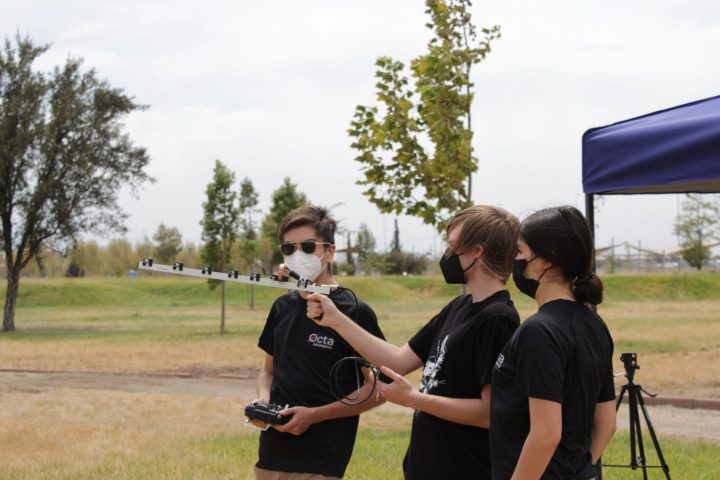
[136,259,332,295]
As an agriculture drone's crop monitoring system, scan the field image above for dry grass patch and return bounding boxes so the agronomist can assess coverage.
[599,301,720,396]
[1,338,266,372]
[0,384,249,477]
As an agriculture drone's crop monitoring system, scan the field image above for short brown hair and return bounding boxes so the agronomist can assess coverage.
[446,205,519,282]
[278,206,337,244]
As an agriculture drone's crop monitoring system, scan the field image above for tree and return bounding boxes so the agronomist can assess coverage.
[152,223,182,264]
[238,177,260,241]
[1,35,152,331]
[391,218,402,253]
[345,231,356,276]
[176,241,201,267]
[260,177,308,267]
[356,223,377,264]
[237,177,260,308]
[376,251,429,275]
[105,238,135,276]
[348,0,500,230]
[674,194,720,270]
[200,160,240,334]
[134,236,154,261]
[65,240,102,277]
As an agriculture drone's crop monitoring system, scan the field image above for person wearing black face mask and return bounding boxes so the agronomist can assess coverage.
[491,206,616,480]
[306,205,521,480]
[511,255,551,298]
[439,249,481,284]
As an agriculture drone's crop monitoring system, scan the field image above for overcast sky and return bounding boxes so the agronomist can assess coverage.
[3,0,720,256]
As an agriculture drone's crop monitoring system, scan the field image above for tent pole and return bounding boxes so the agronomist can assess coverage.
[585,193,596,271]
[584,194,599,316]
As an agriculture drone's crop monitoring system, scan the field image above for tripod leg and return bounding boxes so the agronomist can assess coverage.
[598,384,628,480]
[616,384,628,412]
[628,385,640,472]
[637,390,672,480]
[630,387,650,480]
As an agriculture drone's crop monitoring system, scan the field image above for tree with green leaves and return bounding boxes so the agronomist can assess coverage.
[345,231,356,276]
[349,0,500,230]
[200,160,240,334]
[674,194,720,270]
[0,35,152,331]
[355,223,377,265]
[391,218,402,253]
[237,177,260,308]
[260,177,308,267]
[152,223,182,264]
[105,238,135,276]
[239,177,260,241]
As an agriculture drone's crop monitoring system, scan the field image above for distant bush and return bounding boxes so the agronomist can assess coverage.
[365,251,429,275]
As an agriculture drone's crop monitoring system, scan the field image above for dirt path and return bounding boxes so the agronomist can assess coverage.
[0,370,254,398]
[2,370,720,444]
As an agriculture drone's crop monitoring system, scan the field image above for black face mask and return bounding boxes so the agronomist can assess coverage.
[512,258,540,298]
[440,250,479,284]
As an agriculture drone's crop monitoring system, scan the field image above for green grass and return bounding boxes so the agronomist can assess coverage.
[4,273,720,358]
[2,274,720,479]
[602,272,720,301]
[601,431,720,479]
[5,271,720,311]
[2,429,715,480]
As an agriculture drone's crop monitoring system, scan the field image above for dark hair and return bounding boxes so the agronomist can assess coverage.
[446,205,519,282]
[278,206,336,244]
[520,206,603,305]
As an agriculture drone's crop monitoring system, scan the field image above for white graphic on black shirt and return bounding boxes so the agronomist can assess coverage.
[495,353,504,370]
[307,332,334,349]
[420,334,448,394]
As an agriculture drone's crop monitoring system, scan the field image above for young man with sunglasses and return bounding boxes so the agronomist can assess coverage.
[252,206,385,480]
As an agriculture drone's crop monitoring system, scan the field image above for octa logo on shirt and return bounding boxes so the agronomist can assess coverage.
[308,333,334,349]
[495,353,505,370]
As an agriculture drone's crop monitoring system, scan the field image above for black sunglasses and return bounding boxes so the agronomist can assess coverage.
[280,240,331,256]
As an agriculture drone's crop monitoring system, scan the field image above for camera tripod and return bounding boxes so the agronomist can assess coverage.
[600,352,671,479]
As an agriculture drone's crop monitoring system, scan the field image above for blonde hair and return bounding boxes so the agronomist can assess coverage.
[446,205,519,282]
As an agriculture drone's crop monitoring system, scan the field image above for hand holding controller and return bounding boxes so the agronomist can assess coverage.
[244,401,291,430]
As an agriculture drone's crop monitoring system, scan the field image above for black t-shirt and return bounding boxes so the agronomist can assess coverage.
[490,299,615,480]
[256,289,384,478]
[404,290,520,480]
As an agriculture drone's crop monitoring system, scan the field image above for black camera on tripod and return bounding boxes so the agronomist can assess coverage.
[600,352,671,479]
[620,352,639,381]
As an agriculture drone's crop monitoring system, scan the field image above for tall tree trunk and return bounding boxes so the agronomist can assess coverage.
[220,250,227,335]
[249,264,255,309]
[463,62,472,299]
[220,280,226,334]
[466,62,473,205]
[3,268,20,332]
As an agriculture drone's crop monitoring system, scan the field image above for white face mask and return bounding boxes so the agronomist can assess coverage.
[284,250,327,281]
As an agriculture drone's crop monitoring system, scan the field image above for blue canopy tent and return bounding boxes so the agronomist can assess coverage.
[582,96,720,480]
[582,95,720,256]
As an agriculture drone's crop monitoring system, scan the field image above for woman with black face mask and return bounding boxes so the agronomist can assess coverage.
[490,206,616,480]
[307,205,521,480]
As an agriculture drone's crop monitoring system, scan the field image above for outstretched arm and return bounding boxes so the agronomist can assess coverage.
[307,293,423,375]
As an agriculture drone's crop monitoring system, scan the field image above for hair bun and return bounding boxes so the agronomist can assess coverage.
[573,272,594,286]
[572,272,603,305]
